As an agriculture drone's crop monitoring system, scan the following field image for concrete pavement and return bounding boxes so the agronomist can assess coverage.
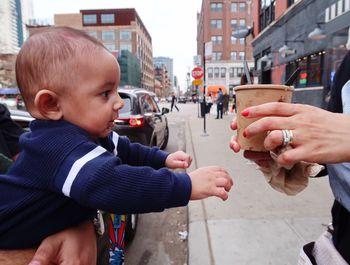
[181,104,334,265]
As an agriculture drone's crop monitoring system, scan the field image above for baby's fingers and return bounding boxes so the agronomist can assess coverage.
[215,177,233,192]
[211,187,229,201]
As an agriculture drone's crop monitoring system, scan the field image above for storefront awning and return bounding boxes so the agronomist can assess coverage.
[200,86,227,94]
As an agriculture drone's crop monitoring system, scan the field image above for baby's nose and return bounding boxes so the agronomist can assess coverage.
[113,97,124,110]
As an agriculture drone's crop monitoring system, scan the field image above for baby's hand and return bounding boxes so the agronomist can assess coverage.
[165,151,192,169]
[189,166,233,201]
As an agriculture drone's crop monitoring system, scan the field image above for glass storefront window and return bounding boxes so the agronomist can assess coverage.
[221,67,226,78]
[308,54,322,86]
[286,53,323,88]
[208,68,213,78]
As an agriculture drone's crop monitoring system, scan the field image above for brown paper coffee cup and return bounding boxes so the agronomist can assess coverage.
[234,84,293,151]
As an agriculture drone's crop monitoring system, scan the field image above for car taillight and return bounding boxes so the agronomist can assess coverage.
[129,117,144,127]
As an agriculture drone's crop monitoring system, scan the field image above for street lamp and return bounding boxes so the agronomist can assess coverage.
[308,25,326,40]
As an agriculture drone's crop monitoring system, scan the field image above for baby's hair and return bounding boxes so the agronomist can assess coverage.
[15,26,107,110]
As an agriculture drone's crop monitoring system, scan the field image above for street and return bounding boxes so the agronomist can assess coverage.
[125,102,189,265]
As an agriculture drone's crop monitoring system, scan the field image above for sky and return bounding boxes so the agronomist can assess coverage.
[31,0,203,91]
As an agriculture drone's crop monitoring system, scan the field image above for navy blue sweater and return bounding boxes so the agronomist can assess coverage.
[0,120,191,248]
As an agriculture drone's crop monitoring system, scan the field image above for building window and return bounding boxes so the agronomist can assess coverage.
[87,30,98,39]
[239,2,246,12]
[239,38,245,45]
[120,31,132,41]
[237,67,243,76]
[211,35,223,45]
[104,43,116,51]
[239,52,245,60]
[120,43,132,52]
[231,36,237,44]
[229,67,234,78]
[83,14,97,25]
[213,52,222,60]
[259,0,276,31]
[221,67,226,78]
[101,14,115,24]
[231,19,237,29]
[239,19,246,27]
[230,51,237,60]
[231,36,238,45]
[231,3,237,12]
[102,30,115,41]
[210,3,223,12]
[208,67,213,78]
[214,67,220,78]
[211,19,223,29]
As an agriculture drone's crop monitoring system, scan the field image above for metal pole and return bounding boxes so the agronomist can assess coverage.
[196,85,200,118]
[202,42,208,136]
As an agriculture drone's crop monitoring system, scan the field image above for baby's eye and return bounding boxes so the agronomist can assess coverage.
[102,90,110,98]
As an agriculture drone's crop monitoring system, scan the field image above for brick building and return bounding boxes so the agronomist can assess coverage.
[54,9,155,91]
[197,0,255,97]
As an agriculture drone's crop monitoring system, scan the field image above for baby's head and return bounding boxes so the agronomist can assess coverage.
[16,26,124,138]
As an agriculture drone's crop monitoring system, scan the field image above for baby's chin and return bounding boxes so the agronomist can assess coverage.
[90,129,112,139]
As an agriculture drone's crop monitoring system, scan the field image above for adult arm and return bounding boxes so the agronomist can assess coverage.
[0,220,96,265]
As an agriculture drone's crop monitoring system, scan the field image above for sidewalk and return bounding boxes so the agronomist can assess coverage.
[185,111,334,265]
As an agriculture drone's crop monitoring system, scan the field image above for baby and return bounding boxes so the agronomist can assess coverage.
[0,26,233,252]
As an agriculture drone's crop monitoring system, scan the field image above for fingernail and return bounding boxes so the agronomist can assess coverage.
[243,131,247,138]
[241,109,249,117]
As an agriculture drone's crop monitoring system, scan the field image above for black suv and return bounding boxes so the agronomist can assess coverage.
[114,88,170,150]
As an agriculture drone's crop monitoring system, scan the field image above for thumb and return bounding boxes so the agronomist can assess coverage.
[29,241,59,265]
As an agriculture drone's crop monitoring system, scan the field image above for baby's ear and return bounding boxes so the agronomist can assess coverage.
[34,90,63,120]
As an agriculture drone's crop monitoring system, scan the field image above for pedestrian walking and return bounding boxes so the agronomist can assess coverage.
[215,88,224,119]
[171,93,179,112]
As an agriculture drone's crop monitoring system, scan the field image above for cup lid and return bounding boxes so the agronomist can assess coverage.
[234,84,294,92]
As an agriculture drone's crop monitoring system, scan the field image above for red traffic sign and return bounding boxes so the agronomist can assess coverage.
[191,67,204,80]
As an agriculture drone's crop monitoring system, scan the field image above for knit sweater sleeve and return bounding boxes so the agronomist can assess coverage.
[53,140,191,214]
[110,132,169,169]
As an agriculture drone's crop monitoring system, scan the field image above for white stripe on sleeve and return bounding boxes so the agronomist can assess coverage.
[112,132,119,156]
[62,146,106,197]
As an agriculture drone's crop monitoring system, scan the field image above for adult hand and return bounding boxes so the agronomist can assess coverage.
[165,150,192,169]
[235,102,350,164]
[229,129,272,168]
[28,220,97,265]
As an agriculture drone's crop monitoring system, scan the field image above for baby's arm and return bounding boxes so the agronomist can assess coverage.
[188,166,233,201]
[165,150,192,169]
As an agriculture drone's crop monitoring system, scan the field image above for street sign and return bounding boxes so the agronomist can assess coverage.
[192,79,203,86]
[191,67,204,80]
[193,55,201,66]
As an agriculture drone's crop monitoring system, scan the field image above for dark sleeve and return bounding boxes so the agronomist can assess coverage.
[328,51,350,113]
[67,151,191,214]
[117,136,169,169]
[0,104,24,158]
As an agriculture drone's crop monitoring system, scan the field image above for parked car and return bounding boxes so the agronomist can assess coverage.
[178,96,187,103]
[9,109,33,130]
[113,88,170,242]
[114,88,170,150]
